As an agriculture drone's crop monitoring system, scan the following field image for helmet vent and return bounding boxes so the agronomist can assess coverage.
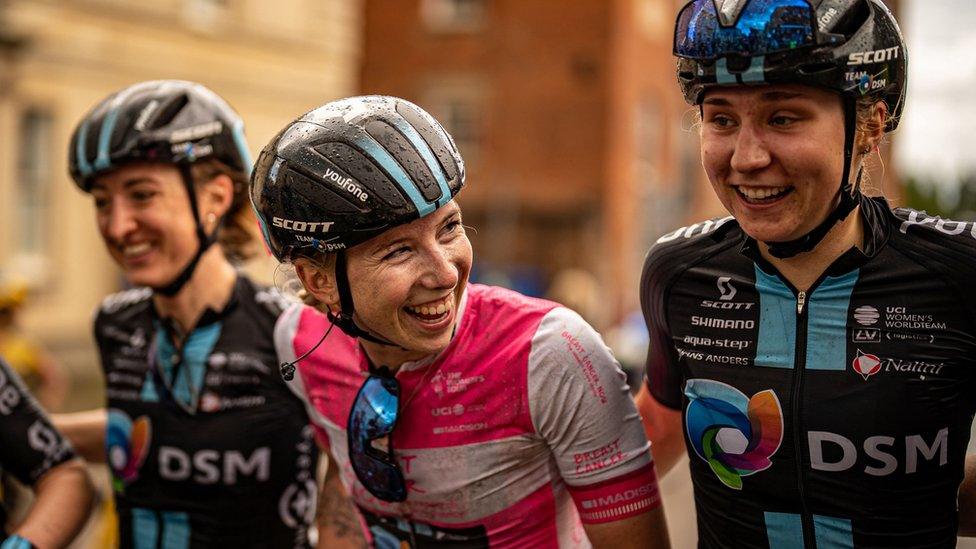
[830,0,871,38]
[150,94,190,130]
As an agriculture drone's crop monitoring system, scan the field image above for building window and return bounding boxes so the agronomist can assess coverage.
[422,79,485,167]
[420,0,486,33]
[16,109,53,259]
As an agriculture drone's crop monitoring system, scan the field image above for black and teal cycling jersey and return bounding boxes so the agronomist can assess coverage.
[642,195,976,549]
[0,356,75,541]
[94,275,317,549]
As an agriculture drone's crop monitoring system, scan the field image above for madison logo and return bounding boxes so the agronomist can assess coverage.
[106,409,152,492]
[852,349,882,380]
[684,379,783,490]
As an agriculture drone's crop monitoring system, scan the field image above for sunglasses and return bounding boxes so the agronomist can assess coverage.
[347,367,408,502]
[674,0,830,60]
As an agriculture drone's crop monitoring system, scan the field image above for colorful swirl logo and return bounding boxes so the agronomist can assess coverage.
[684,379,783,490]
[106,409,151,491]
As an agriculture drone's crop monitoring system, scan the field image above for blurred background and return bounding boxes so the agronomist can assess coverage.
[0,0,972,547]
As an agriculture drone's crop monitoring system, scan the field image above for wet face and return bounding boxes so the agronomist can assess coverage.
[90,163,199,288]
[345,201,472,364]
[700,84,847,243]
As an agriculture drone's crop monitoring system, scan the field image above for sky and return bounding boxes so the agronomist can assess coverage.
[894,0,976,184]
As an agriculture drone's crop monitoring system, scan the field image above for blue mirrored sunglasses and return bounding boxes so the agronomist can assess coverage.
[347,372,407,502]
[674,0,818,59]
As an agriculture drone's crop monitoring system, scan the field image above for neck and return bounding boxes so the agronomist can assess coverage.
[153,246,237,334]
[359,338,430,372]
[760,204,864,292]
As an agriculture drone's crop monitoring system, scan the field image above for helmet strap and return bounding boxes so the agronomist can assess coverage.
[328,251,397,346]
[765,97,862,259]
[153,163,219,296]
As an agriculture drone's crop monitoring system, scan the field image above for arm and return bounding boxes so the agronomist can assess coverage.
[50,409,107,463]
[635,384,685,478]
[584,507,670,549]
[9,458,94,549]
[530,308,670,548]
[316,452,367,549]
[959,454,976,536]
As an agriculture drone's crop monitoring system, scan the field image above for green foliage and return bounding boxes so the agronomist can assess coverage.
[901,173,976,221]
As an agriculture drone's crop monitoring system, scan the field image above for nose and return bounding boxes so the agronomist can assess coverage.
[420,245,459,290]
[729,123,771,174]
[102,199,138,243]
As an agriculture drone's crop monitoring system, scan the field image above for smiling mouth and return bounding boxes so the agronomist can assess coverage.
[121,242,153,259]
[735,185,794,204]
[404,295,454,323]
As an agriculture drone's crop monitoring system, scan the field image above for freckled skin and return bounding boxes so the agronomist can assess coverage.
[346,201,473,367]
[700,84,847,244]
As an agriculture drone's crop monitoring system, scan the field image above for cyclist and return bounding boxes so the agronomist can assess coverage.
[638,0,976,547]
[0,355,92,548]
[252,95,670,548]
[55,80,318,548]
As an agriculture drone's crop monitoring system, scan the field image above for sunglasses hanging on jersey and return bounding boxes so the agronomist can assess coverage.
[347,364,408,502]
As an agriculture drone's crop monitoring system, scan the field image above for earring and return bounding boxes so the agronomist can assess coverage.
[206,212,217,228]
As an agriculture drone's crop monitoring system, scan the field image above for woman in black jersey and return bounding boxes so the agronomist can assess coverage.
[638,1,976,548]
[0,356,92,548]
[54,81,318,548]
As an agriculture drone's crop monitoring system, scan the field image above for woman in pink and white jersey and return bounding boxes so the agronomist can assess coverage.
[249,96,670,549]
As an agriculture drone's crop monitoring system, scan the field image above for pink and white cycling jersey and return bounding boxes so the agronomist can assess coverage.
[274,284,660,548]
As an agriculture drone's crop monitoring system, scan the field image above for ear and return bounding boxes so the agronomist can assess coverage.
[856,101,888,155]
[294,258,340,313]
[198,173,235,219]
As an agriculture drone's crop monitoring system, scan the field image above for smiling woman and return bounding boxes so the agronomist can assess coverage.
[252,95,671,549]
[637,1,976,548]
[55,80,320,548]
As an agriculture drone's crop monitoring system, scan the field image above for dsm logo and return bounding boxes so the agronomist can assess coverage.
[685,379,783,490]
[107,409,152,492]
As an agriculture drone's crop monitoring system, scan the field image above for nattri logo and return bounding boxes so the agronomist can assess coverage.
[684,379,783,490]
[107,409,152,492]
[717,277,737,301]
[852,350,882,380]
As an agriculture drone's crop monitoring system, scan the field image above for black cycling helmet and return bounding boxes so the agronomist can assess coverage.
[251,95,464,346]
[68,80,253,295]
[673,0,907,257]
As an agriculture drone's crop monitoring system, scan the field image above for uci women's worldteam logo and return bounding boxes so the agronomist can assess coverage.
[684,379,783,490]
[106,409,152,491]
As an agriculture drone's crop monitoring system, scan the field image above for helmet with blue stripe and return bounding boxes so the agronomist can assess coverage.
[68,80,254,296]
[69,80,252,191]
[250,95,465,263]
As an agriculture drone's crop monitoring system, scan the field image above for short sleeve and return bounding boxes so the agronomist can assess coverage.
[640,244,684,410]
[527,308,661,524]
[0,357,76,485]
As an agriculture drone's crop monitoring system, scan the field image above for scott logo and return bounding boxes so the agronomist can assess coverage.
[848,47,900,65]
[272,217,335,233]
[717,277,736,301]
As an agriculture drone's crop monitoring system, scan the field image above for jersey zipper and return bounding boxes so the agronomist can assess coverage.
[791,289,814,547]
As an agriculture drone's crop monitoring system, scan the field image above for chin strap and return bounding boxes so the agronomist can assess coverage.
[328,251,397,346]
[153,163,220,296]
[765,97,862,259]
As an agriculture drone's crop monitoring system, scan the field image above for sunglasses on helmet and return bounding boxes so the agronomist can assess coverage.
[674,0,837,60]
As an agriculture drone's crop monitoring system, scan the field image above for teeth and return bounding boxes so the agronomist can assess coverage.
[123,243,152,257]
[739,186,789,200]
[407,296,453,316]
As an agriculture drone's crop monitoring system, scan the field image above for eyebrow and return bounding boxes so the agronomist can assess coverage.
[90,177,156,192]
[703,91,807,106]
